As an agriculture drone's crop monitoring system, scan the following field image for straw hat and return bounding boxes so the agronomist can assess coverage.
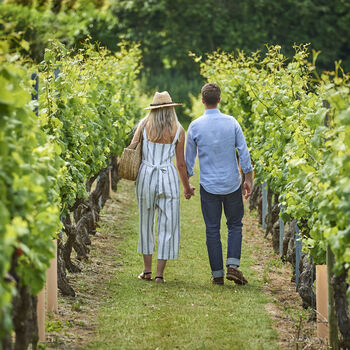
[145,91,182,110]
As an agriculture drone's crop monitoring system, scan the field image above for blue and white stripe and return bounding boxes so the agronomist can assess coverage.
[136,126,181,260]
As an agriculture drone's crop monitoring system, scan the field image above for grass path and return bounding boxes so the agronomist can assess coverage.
[86,164,281,350]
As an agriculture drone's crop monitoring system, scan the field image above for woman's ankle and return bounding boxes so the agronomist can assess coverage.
[155,276,165,283]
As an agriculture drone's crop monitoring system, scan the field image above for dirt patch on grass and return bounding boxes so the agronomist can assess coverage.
[243,204,328,350]
[45,185,132,349]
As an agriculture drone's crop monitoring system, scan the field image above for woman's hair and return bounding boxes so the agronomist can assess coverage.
[140,107,179,141]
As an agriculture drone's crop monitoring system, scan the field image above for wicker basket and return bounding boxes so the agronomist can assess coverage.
[118,140,142,181]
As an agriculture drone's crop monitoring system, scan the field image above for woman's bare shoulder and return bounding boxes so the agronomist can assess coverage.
[177,124,185,142]
[177,122,185,132]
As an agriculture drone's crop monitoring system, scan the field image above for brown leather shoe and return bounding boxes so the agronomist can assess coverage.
[212,277,224,285]
[226,267,248,285]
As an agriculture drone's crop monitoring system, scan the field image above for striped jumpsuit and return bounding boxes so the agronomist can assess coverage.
[135,126,181,260]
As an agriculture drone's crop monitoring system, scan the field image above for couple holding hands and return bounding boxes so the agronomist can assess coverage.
[131,83,253,285]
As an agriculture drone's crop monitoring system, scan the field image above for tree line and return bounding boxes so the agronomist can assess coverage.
[1,0,349,118]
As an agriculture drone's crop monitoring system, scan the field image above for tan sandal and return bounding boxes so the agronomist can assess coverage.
[155,276,166,283]
[138,271,152,281]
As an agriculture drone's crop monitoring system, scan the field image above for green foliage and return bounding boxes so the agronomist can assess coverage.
[2,0,349,122]
[0,2,118,62]
[200,45,350,274]
[0,36,141,336]
[45,317,64,333]
[111,0,350,70]
[0,41,61,334]
[39,39,142,213]
[111,0,350,116]
[3,0,350,72]
[185,93,205,121]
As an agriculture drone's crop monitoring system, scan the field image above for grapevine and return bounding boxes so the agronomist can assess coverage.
[0,38,142,346]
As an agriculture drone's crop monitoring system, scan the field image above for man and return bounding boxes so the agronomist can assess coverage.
[185,83,253,285]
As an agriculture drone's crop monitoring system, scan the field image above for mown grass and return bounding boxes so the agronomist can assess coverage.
[86,163,280,350]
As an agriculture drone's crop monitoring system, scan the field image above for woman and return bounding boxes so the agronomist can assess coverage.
[130,91,194,283]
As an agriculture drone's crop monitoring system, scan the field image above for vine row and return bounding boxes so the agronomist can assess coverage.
[0,39,141,348]
[200,44,350,347]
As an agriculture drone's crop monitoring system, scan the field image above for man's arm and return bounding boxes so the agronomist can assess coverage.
[235,122,253,199]
[185,123,197,178]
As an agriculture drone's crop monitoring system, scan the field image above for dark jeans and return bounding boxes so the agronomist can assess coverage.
[200,185,244,278]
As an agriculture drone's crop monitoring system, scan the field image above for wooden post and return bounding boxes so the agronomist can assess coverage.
[46,240,58,312]
[279,215,284,256]
[316,265,328,338]
[109,167,112,195]
[262,182,267,229]
[295,225,302,289]
[326,245,339,349]
[37,288,45,342]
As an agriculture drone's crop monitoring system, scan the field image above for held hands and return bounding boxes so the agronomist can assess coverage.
[243,180,252,200]
[184,184,195,200]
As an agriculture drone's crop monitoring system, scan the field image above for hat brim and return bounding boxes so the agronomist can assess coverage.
[145,103,182,110]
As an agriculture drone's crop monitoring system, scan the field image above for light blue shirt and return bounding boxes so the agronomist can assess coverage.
[185,108,253,195]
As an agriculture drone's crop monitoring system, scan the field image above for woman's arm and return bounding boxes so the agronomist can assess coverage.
[176,127,195,199]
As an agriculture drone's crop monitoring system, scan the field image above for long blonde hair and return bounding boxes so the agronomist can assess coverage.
[140,107,179,142]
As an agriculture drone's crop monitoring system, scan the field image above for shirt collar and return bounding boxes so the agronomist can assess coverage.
[204,108,220,115]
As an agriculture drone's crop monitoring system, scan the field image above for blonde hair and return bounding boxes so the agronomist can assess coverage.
[140,107,179,142]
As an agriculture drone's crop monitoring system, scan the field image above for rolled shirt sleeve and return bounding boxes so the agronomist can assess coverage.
[235,122,253,174]
[185,123,197,177]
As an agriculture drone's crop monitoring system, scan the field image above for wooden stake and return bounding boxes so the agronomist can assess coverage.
[37,288,45,342]
[326,245,339,349]
[316,265,328,338]
[109,167,112,195]
[46,240,58,312]
[262,182,267,229]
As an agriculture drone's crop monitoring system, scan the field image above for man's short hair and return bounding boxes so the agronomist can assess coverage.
[201,83,221,106]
